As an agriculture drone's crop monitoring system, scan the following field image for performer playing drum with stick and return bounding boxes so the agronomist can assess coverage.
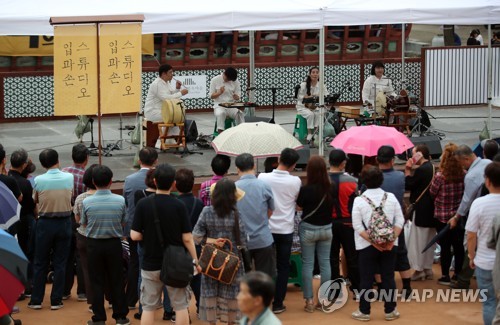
[362,61,396,111]
[143,64,189,147]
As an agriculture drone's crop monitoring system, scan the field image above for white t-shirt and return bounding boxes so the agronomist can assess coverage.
[258,169,301,234]
[209,73,241,108]
[465,193,500,271]
[351,188,405,251]
[144,77,182,122]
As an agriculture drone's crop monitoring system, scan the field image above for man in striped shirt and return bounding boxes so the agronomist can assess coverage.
[81,165,129,325]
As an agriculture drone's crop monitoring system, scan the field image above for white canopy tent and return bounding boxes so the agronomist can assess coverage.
[1,0,498,35]
[1,0,498,155]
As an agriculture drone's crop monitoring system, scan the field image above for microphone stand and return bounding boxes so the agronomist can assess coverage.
[259,87,282,124]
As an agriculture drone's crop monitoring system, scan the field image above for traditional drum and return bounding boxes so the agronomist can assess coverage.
[375,91,388,116]
[161,99,185,124]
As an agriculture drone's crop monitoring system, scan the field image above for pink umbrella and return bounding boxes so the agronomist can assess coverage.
[330,125,414,156]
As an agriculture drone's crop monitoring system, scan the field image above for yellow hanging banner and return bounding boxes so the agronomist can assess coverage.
[53,25,98,116]
[99,23,142,114]
[0,34,153,56]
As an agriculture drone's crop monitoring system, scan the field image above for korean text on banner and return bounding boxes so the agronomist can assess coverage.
[99,23,142,114]
[54,25,98,116]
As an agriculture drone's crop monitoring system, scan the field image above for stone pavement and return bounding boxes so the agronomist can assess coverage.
[0,105,498,183]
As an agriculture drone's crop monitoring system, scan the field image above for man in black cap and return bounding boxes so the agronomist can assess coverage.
[376,145,412,298]
[328,149,360,293]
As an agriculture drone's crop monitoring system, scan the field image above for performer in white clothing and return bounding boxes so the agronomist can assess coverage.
[361,61,396,107]
[210,67,244,134]
[143,64,188,147]
[295,67,329,143]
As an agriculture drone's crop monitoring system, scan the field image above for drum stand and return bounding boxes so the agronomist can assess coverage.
[179,106,203,158]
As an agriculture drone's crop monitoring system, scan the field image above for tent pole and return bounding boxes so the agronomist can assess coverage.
[401,23,406,89]
[319,27,325,156]
[96,23,102,165]
[487,24,492,133]
[249,31,256,116]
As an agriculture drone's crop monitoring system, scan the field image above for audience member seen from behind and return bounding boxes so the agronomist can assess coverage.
[429,143,465,286]
[28,149,73,311]
[257,148,301,315]
[296,155,333,313]
[175,168,204,316]
[73,164,98,313]
[131,164,199,325]
[483,139,499,161]
[199,154,231,206]
[329,149,360,294]
[465,162,500,325]
[61,143,90,301]
[235,153,275,278]
[193,178,247,325]
[486,162,500,325]
[376,145,412,298]
[237,271,282,325]
[80,165,129,325]
[405,144,436,281]
[123,147,158,313]
[351,165,404,322]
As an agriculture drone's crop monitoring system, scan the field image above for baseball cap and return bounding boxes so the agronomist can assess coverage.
[329,149,347,166]
[377,145,396,163]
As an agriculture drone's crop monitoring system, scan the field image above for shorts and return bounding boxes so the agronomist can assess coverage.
[140,269,191,312]
[165,286,191,311]
[140,270,164,311]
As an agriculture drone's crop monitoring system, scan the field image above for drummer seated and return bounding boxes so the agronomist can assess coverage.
[210,67,245,134]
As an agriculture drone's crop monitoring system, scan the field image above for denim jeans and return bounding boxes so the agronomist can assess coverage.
[475,266,496,325]
[137,244,172,314]
[31,217,72,305]
[272,233,293,308]
[299,222,332,299]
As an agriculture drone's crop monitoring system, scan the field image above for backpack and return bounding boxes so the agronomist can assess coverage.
[361,193,395,245]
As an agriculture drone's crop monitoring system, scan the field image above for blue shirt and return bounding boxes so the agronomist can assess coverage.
[123,168,148,236]
[457,157,491,217]
[236,174,274,250]
[34,169,73,218]
[81,190,126,239]
[380,168,405,207]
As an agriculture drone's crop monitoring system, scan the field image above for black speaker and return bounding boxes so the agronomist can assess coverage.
[295,145,310,169]
[244,116,272,123]
[403,135,442,159]
[184,120,198,143]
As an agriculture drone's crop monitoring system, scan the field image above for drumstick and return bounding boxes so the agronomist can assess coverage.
[172,78,187,89]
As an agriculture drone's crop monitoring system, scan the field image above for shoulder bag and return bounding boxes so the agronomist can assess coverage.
[405,164,434,221]
[152,195,194,288]
[300,195,326,224]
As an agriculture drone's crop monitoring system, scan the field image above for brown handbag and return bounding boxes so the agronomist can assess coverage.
[199,239,240,285]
